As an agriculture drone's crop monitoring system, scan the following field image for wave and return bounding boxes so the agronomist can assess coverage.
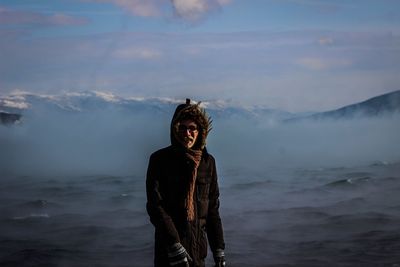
[324,212,398,226]
[229,180,272,190]
[12,213,50,220]
[16,199,60,209]
[324,177,371,187]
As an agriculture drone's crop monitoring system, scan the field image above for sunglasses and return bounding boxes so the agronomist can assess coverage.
[178,124,198,133]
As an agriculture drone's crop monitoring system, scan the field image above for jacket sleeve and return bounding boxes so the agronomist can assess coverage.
[146,153,180,246]
[206,155,225,252]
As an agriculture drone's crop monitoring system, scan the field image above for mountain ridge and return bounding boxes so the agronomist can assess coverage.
[286,90,400,122]
[0,91,294,122]
[1,90,399,125]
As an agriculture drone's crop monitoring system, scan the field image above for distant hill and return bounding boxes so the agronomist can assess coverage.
[0,112,21,125]
[286,90,400,122]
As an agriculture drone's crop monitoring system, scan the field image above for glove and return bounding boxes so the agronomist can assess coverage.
[167,243,192,267]
[213,249,226,267]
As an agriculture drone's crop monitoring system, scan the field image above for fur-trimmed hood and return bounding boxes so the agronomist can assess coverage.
[170,99,212,150]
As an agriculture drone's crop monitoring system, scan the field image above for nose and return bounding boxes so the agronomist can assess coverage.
[182,129,191,135]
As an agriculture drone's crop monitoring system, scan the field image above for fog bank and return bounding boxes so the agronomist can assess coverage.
[1,109,399,176]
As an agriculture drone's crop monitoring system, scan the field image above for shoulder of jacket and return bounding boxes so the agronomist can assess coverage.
[207,153,215,161]
[150,146,173,159]
[202,149,216,166]
[203,147,214,159]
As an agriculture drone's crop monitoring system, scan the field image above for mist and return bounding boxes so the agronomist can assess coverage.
[1,108,400,177]
[210,114,400,172]
[1,108,165,176]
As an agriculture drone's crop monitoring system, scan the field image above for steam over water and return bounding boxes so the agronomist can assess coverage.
[1,109,400,266]
[222,163,400,266]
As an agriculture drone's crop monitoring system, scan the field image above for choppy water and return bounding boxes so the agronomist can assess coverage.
[1,162,400,266]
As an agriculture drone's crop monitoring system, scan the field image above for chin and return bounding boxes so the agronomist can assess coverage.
[180,142,191,148]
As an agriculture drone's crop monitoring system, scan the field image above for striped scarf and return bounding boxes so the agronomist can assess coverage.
[184,148,202,221]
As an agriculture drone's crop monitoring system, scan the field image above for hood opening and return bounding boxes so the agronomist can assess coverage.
[170,99,212,150]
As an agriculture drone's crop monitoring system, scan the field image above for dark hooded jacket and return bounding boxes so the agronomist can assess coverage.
[146,100,225,267]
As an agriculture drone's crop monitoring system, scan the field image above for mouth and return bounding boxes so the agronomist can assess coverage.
[179,136,195,148]
[183,137,193,143]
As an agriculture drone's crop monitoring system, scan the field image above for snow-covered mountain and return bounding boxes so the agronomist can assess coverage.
[0,91,294,123]
[2,90,400,126]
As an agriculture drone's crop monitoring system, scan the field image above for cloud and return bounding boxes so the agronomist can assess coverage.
[112,47,162,60]
[91,0,166,17]
[0,6,88,26]
[171,0,231,22]
[48,13,88,26]
[281,0,345,11]
[89,0,231,22]
[318,36,334,46]
[296,57,352,70]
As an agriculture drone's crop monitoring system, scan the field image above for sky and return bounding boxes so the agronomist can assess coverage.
[0,0,400,112]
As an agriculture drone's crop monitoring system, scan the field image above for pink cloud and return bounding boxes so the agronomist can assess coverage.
[0,6,88,26]
[112,47,162,60]
[47,13,88,26]
[89,0,232,21]
[171,0,232,22]
[91,0,168,17]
